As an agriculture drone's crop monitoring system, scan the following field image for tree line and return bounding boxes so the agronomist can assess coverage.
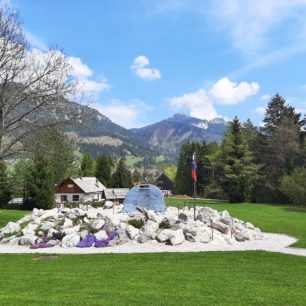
[174,94,306,204]
[0,127,133,209]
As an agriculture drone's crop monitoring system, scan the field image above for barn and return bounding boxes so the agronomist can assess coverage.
[154,173,174,196]
[102,188,129,203]
[55,177,106,203]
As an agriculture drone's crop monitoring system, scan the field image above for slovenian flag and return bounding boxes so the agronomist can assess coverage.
[191,153,197,182]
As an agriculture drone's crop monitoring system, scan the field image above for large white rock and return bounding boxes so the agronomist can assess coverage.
[169,229,185,245]
[94,230,108,241]
[40,208,58,220]
[91,219,105,230]
[195,231,211,243]
[0,235,17,244]
[19,234,37,246]
[86,209,98,219]
[61,233,80,247]
[41,221,55,231]
[63,225,80,235]
[126,225,139,240]
[1,222,20,235]
[211,219,231,235]
[33,208,44,217]
[104,201,114,209]
[156,229,173,242]
[62,218,73,228]
[143,220,159,238]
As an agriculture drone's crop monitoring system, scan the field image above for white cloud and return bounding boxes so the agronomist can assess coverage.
[260,94,270,101]
[94,100,153,128]
[255,106,266,114]
[68,56,92,79]
[24,30,48,51]
[131,55,161,80]
[67,56,110,95]
[209,77,260,105]
[169,89,218,120]
[169,77,260,120]
[209,0,306,55]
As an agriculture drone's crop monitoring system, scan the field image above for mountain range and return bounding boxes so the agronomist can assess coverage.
[130,113,228,155]
[64,103,228,161]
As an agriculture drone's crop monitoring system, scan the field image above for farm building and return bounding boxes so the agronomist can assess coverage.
[55,177,106,203]
[123,184,166,213]
[102,188,129,203]
[154,173,174,196]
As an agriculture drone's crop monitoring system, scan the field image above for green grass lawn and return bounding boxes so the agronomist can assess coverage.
[1,203,306,305]
[0,209,29,228]
[0,252,306,305]
[166,198,306,248]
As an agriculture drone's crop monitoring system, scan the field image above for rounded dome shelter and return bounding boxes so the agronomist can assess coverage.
[123,184,166,213]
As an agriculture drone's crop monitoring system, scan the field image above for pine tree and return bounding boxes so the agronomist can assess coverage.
[220,117,259,203]
[24,157,55,210]
[260,94,305,202]
[95,155,113,187]
[111,158,133,188]
[81,153,95,177]
[0,161,11,207]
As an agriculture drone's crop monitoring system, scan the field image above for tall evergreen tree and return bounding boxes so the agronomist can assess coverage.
[95,155,113,187]
[0,161,11,207]
[260,94,305,202]
[111,158,133,188]
[81,153,95,177]
[26,128,75,184]
[23,157,55,210]
[220,117,259,203]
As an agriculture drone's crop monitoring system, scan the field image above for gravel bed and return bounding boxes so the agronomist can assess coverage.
[0,233,303,256]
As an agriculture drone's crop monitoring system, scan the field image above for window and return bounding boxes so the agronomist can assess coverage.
[61,195,67,202]
[68,184,74,188]
[72,195,79,202]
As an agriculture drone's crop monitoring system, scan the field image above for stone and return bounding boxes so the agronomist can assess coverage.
[1,235,17,244]
[178,212,188,222]
[61,233,80,247]
[117,229,129,244]
[41,222,55,231]
[19,234,37,246]
[169,229,185,245]
[33,208,44,217]
[80,230,89,240]
[47,228,58,239]
[143,220,159,238]
[62,218,73,228]
[197,207,219,223]
[63,225,80,235]
[211,219,231,235]
[48,239,61,246]
[9,237,20,246]
[156,229,173,242]
[234,230,251,242]
[126,225,139,240]
[1,222,20,235]
[91,219,105,230]
[86,209,98,219]
[67,213,77,220]
[183,223,198,236]
[40,208,58,220]
[221,210,230,218]
[195,231,211,243]
[137,233,150,243]
[159,216,176,229]
[94,230,108,241]
[104,201,114,209]
[185,232,195,242]
[246,222,255,230]
[103,221,115,234]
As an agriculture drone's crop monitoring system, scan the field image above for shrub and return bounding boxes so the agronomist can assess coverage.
[280,168,306,205]
[128,219,144,228]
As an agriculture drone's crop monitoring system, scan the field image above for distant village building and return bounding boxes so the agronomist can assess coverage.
[55,177,106,203]
[102,188,129,203]
[154,173,174,197]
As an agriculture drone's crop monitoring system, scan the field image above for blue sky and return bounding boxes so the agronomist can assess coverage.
[5,0,306,128]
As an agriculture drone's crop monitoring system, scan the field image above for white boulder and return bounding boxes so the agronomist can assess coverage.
[94,230,108,241]
[61,233,80,247]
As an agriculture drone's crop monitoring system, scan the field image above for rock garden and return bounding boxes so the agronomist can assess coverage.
[0,202,264,250]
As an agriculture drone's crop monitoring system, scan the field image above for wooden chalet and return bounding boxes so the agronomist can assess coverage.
[154,173,174,196]
[55,177,106,203]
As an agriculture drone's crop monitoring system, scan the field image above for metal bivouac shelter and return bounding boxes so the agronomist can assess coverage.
[123,184,166,213]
